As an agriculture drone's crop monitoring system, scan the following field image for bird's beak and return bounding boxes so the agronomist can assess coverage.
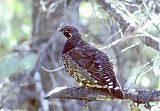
[57,27,63,32]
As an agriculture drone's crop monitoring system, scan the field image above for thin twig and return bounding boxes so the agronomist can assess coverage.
[121,42,141,53]
[100,34,142,51]
[41,65,64,72]
[133,57,160,85]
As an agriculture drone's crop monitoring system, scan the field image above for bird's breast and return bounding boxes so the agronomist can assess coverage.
[62,54,98,87]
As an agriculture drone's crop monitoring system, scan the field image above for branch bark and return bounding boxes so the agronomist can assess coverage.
[45,86,160,104]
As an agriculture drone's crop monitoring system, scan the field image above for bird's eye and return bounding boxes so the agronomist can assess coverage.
[64,30,69,33]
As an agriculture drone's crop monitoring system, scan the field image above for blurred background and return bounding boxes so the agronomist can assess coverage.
[0,0,160,111]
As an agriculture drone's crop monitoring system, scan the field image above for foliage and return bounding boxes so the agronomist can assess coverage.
[0,0,36,79]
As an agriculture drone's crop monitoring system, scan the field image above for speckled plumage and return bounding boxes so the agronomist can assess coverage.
[59,26,124,99]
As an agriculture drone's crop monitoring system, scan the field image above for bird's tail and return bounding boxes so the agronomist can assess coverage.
[110,86,124,99]
[108,76,125,99]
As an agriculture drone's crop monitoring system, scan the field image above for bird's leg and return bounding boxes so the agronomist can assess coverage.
[83,100,89,111]
[144,102,152,109]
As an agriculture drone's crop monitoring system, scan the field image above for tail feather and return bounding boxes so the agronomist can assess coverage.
[111,77,125,99]
[111,87,124,99]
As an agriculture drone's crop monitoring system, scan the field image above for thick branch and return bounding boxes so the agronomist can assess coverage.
[45,86,160,104]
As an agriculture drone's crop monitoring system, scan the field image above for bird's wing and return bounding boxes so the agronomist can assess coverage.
[68,44,120,88]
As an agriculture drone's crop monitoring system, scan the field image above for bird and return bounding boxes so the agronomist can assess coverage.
[59,26,124,99]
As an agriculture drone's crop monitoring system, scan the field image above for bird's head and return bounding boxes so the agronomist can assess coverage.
[58,26,80,39]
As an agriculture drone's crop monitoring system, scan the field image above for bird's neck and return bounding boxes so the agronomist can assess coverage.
[63,34,82,54]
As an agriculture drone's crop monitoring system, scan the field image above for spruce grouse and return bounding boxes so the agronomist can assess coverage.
[59,26,124,99]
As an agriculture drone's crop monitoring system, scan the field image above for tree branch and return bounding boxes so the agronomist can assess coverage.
[45,86,160,104]
[96,0,160,52]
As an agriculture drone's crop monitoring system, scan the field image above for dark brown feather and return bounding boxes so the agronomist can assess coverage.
[60,26,124,99]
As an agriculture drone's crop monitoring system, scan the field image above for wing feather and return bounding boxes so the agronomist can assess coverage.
[68,44,118,88]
